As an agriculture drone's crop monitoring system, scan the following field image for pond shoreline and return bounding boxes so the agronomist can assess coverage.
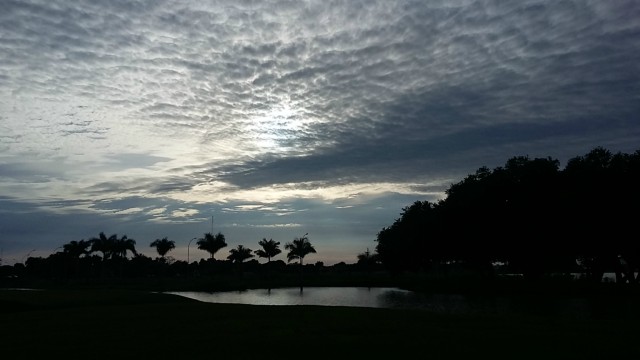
[2,286,640,358]
[5,271,640,301]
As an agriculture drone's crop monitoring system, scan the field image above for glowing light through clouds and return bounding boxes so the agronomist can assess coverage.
[1,0,639,264]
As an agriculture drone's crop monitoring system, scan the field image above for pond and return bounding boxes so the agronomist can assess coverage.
[168,287,417,309]
[166,286,635,319]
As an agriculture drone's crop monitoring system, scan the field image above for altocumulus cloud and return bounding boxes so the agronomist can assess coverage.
[1,0,639,264]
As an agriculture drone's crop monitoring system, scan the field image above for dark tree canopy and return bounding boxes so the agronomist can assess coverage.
[89,232,137,261]
[255,238,281,263]
[375,147,640,282]
[227,245,254,264]
[196,232,227,259]
[10,147,640,286]
[285,235,316,265]
[112,235,138,259]
[62,239,91,259]
[150,237,176,258]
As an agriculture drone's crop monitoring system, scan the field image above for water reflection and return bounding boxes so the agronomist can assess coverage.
[168,287,507,312]
[168,287,410,309]
[167,287,633,319]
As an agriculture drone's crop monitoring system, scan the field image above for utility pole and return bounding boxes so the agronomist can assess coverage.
[187,237,197,264]
[21,249,36,264]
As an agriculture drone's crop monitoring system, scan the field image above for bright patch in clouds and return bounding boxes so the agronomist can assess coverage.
[1,0,639,264]
[171,209,200,218]
[246,103,308,153]
[114,208,145,215]
[147,207,167,216]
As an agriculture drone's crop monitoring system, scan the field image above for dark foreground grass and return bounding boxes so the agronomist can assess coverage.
[1,289,639,359]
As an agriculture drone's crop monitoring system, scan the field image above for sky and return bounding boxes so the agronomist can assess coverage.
[1,0,639,265]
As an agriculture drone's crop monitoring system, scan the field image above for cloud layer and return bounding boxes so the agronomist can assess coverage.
[1,0,639,263]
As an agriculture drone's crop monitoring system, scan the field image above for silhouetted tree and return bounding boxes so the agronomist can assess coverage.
[227,245,253,263]
[285,234,316,290]
[62,240,91,259]
[255,238,281,263]
[88,232,136,277]
[196,232,227,259]
[375,201,440,274]
[357,248,378,266]
[150,237,176,259]
[356,248,380,282]
[112,235,137,259]
[90,232,117,261]
[374,148,640,281]
[61,239,92,277]
[563,147,640,283]
[285,234,316,266]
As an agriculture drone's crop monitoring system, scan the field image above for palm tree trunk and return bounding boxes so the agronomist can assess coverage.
[266,257,272,288]
[299,258,304,292]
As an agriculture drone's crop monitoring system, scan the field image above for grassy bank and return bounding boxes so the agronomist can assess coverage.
[2,288,639,359]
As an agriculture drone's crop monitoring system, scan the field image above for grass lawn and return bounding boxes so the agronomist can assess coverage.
[1,288,639,359]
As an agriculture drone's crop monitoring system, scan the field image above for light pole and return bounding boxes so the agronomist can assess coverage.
[21,249,36,264]
[187,237,197,264]
[299,233,308,293]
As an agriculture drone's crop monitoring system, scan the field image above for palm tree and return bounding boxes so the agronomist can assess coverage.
[90,232,117,260]
[62,239,92,277]
[112,235,137,259]
[285,234,316,291]
[285,233,316,266]
[150,237,175,259]
[62,239,91,259]
[227,245,254,263]
[255,238,281,263]
[196,232,227,259]
[89,232,135,277]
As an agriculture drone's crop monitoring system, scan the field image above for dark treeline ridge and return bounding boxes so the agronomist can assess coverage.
[0,232,381,291]
[376,147,640,283]
[2,146,640,292]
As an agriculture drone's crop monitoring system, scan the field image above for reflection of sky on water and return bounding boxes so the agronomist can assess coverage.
[167,287,518,313]
[168,287,409,308]
[167,287,635,320]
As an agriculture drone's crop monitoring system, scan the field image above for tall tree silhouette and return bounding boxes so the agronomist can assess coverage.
[112,235,137,259]
[227,245,253,263]
[150,237,175,259]
[285,234,316,290]
[196,232,227,259]
[375,147,640,282]
[563,147,640,283]
[375,201,440,274]
[62,239,92,277]
[62,240,91,259]
[285,234,316,266]
[90,232,117,261]
[255,238,281,263]
[89,232,136,277]
[357,248,378,266]
[357,248,379,281]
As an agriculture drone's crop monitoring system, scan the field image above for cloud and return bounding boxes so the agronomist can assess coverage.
[170,208,199,218]
[230,223,302,228]
[1,0,639,264]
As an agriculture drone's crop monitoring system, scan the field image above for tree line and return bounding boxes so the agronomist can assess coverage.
[375,147,640,283]
[4,146,637,286]
[2,231,321,281]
